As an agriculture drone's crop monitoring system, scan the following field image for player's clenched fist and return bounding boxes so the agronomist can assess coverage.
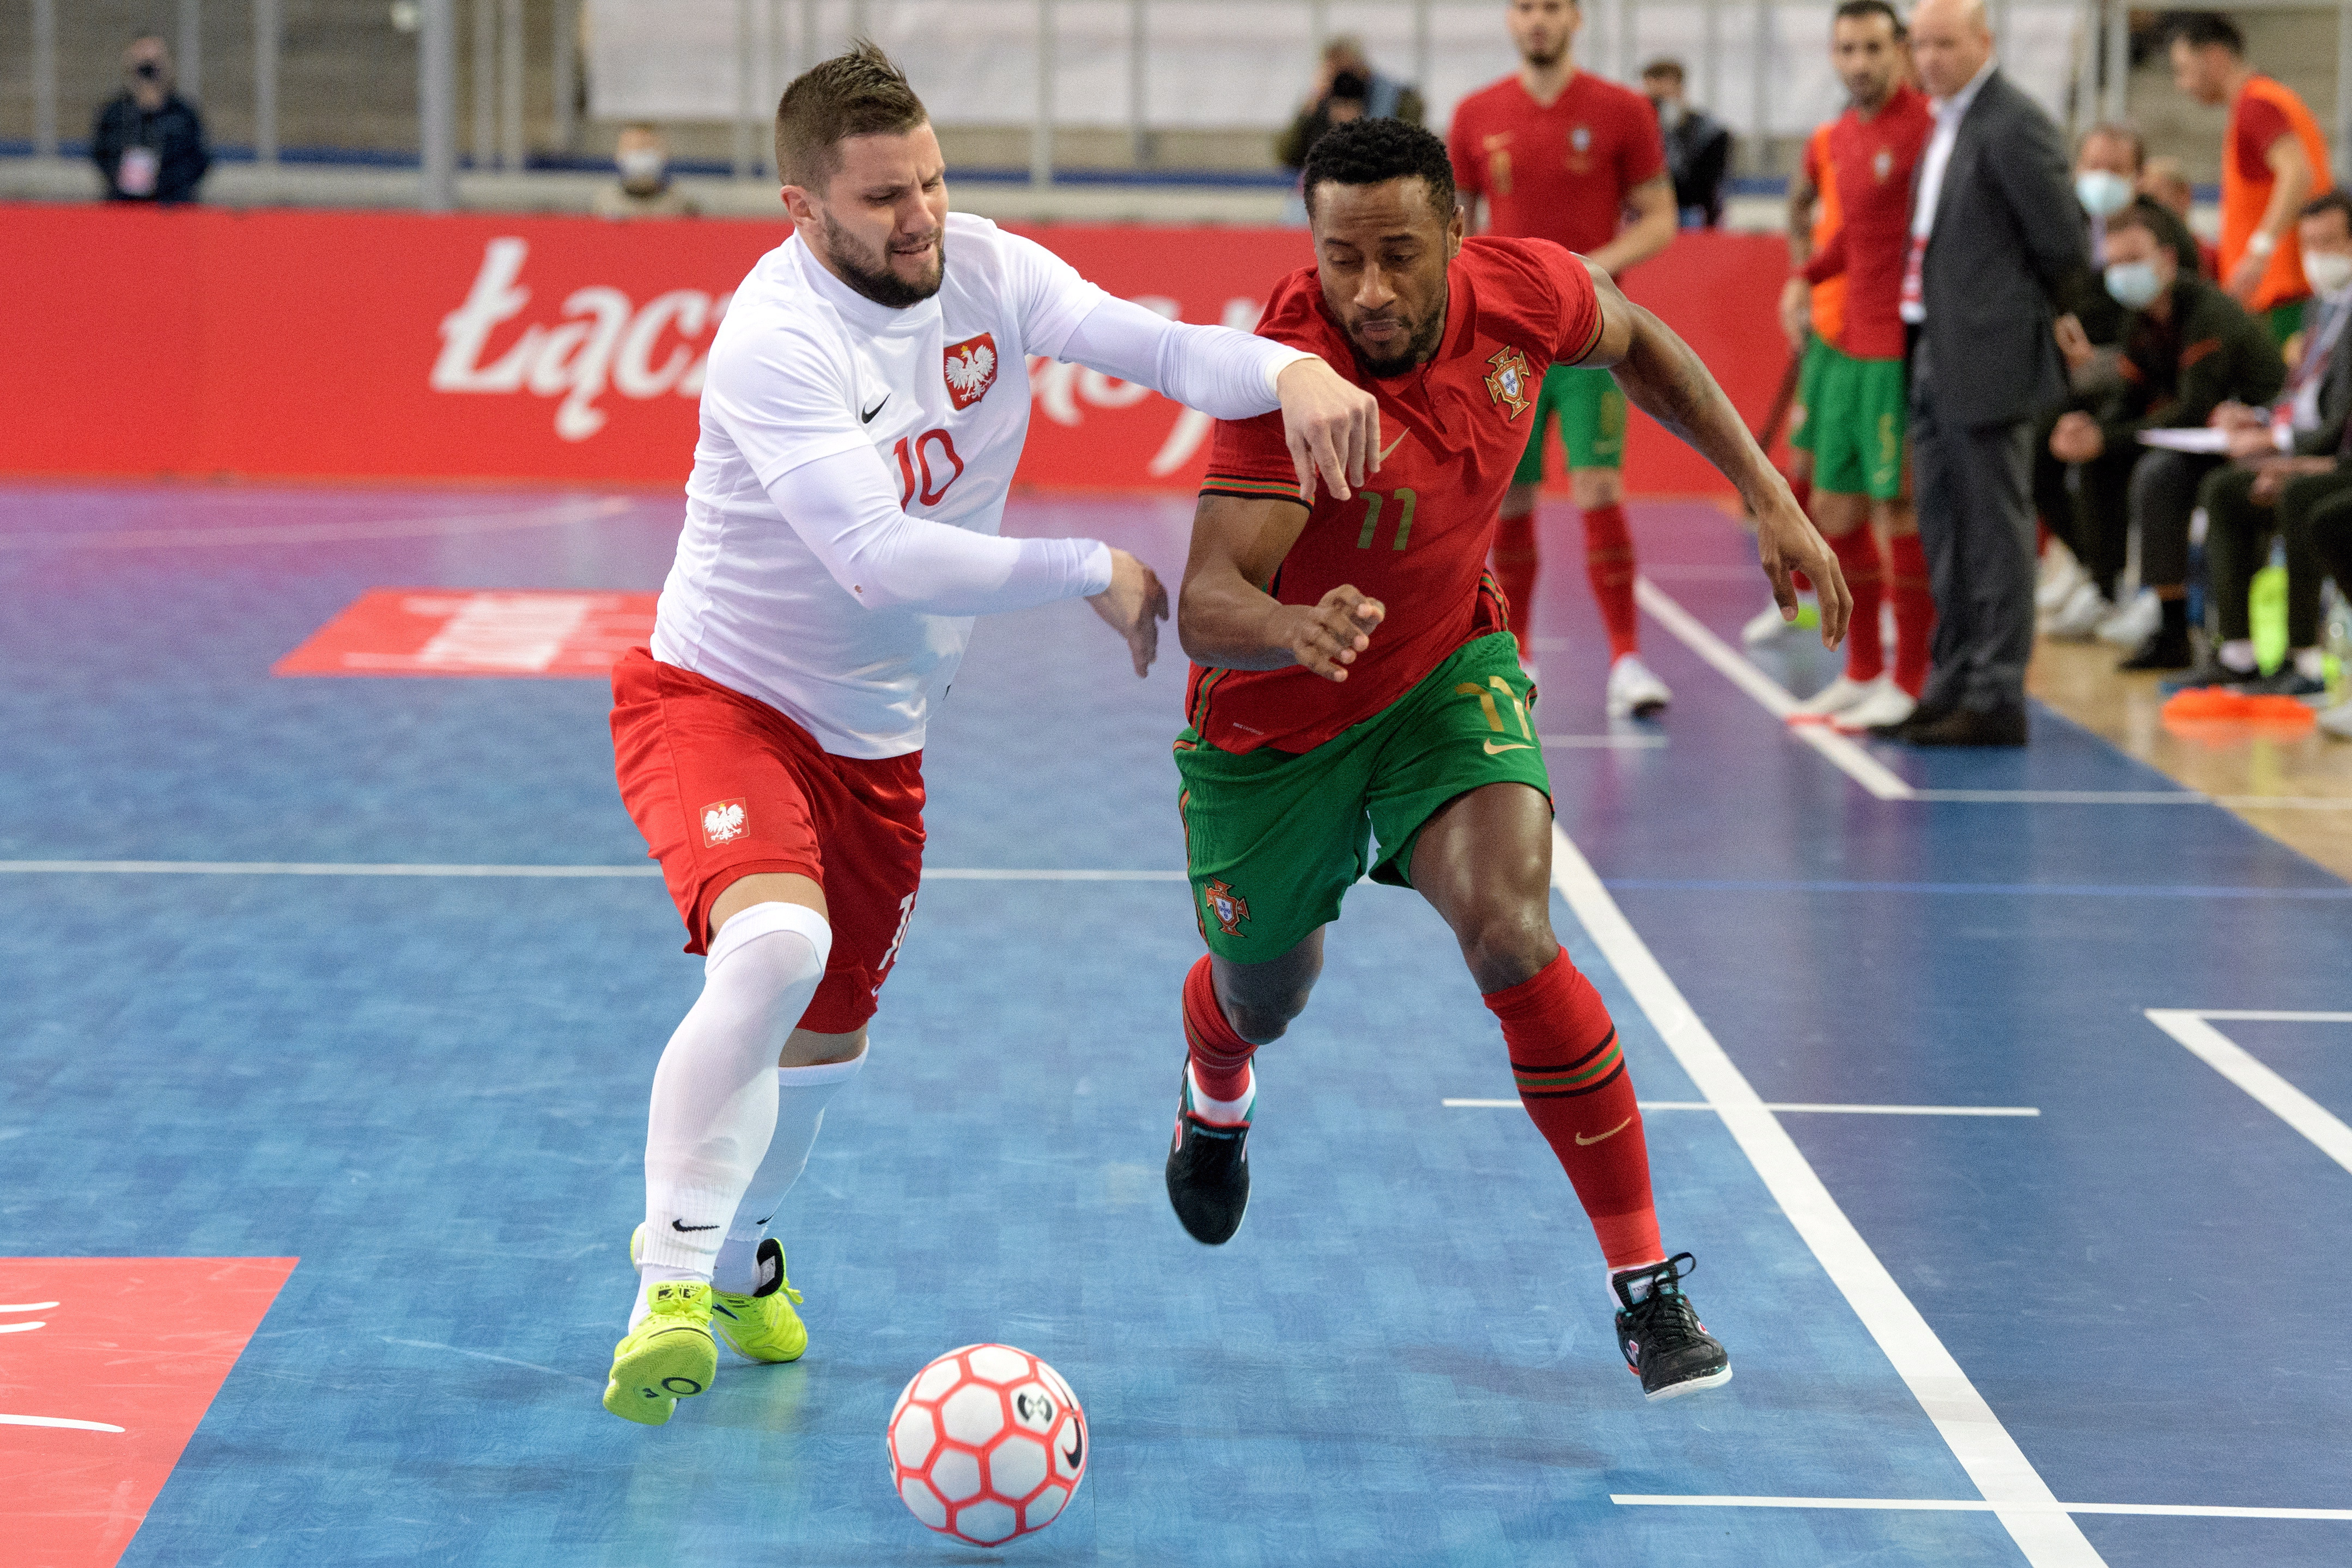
[1277,584,1385,682]
[1275,357,1383,505]
[1087,548,1171,678]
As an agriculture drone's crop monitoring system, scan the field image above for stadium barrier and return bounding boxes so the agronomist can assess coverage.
[0,203,1789,496]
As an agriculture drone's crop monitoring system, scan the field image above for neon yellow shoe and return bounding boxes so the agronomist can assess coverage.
[629,1224,809,1364]
[603,1279,717,1426]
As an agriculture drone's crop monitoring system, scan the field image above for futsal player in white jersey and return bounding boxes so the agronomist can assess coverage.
[601,45,1379,1424]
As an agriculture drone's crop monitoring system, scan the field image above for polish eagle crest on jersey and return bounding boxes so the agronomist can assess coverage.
[943,333,999,410]
[701,798,747,846]
[1484,347,1534,418]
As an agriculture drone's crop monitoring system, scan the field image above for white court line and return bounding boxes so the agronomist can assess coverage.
[1442,1099,2039,1116]
[1613,1495,2352,1521]
[2144,1010,2352,1178]
[0,1414,126,1433]
[1550,823,2102,1566]
[1541,733,1669,750]
[0,861,1183,881]
[0,496,638,551]
[1912,789,2203,805]
[1633,577,1917,800]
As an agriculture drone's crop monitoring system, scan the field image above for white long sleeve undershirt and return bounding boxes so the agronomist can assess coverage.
[767,294,1309,618]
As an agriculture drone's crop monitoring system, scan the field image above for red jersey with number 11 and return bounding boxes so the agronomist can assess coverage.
[1188,236,1603,755]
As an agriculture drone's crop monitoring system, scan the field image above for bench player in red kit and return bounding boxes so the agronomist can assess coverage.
[1163,119,1848,1400]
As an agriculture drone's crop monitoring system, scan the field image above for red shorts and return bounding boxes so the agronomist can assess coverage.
[610,647,926,1034]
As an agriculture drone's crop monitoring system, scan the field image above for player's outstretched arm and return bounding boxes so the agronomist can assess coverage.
[1178,494,1384,681]
[1056,296,1382,502]
[1570,259,1851,648]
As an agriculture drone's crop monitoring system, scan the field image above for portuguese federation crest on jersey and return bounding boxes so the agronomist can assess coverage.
[1484,347,1535,418]
[943,332,999,410]
[1201,878,1250,936]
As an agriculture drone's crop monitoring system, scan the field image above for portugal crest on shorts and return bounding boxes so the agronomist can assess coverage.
[1484,347,1534,419]
[1201,878,1250,937]
[943,333,999,410]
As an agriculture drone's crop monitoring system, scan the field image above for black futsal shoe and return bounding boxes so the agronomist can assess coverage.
[1612,1253,1733,1402]
[1165,1070,1251,1245]
[2118,627,2195,671]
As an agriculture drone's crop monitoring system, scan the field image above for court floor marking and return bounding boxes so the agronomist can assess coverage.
[1442,1099,2040,1115]
[0,861,1186,880]
[1541,733,1669,750]
[0,496,640,551]
[1632,576,1917,799]
[1551,822,2105,1566]
[1612,1495,2352,1522]
[2143,1010,2352,1177]
[1632,576,2352,812]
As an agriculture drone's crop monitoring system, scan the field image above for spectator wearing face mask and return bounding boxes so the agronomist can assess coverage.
[2191,190,2352,695]
[2047,203,2284,671]
[2141,154,2222,278]
[1640,58,1731,227]
[593,124,699,220]
[2040,123,2204,641]
[91,35,209,204]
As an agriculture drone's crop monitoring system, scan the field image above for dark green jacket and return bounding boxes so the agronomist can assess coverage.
[2097,273,2286,449]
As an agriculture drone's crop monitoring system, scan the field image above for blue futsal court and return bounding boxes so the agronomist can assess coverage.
[2,482,2348,1568]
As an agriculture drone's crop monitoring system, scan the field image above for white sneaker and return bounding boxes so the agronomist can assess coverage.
[2097,589,2160,648]
[1831,678,1918,733]
[1742,595,1810,646]
[2319,698,2352,740]
[1606,654,1672,719]
[2035,544,2087,612]
[1789,673,1876,719]
[2043,580,2112,640]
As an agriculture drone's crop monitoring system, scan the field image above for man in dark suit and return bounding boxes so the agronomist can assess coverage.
[1888,0,2089,745]
[2192,191,2352,694]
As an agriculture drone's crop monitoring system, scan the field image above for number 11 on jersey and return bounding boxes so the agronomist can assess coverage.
[1353,488,1418,551]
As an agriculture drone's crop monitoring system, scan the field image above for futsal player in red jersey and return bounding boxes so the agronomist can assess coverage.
[1780,0,1938,735]
[1163,118,1847,1400]
[1449,0,1679,718]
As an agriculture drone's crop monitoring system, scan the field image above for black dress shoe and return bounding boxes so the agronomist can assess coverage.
[2118,629,2194,671]
[1903,705,2028,747]
[1873,701,1953,740]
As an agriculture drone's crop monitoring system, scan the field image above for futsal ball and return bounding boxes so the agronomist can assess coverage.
[887,1344,1087,1546]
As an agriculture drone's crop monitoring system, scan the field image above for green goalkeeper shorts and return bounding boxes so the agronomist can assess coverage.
[1511,363,1628,484]
[1173,633,1554,962]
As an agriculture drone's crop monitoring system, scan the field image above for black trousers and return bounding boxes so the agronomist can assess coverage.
[1911,342,2037,715]
[2198,463,2344,646]
[2063,441,2140,600]
[2308,481,2352,595]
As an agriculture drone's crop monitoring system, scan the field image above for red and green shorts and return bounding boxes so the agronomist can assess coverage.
[1172,633,1553,962]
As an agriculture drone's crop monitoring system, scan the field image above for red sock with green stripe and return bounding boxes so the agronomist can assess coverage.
[1579,503,1640,660]
[1490,508,1539,655]
[1482,947,1663,1271]
[1182,956,1256,1112]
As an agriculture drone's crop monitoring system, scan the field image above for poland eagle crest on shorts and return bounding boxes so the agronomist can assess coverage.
[653,213,1117,762]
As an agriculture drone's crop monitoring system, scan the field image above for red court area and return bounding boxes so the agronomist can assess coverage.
[1,1257,297,1568]
[274,589,658,677]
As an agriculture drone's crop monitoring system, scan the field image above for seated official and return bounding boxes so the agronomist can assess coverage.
[2047,203,2285,670]
[2295,487,2352,737]
[2194,192,2352,694]
[2040,122,2206,639]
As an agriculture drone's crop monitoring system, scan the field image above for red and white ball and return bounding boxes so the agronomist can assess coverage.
[887,1344,1087,1547]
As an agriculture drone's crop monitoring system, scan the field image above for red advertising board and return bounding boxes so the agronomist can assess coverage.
[0,203,1787,496]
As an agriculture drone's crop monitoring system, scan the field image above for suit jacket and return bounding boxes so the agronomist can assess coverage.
[1916,69,2089,427]
[2293,302,2352,455]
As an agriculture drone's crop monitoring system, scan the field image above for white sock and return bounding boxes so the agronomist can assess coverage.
[631,902,831,1327]
[1185,1061,1255,1126]
[711,1047,867,1294]
[2219,639,2258,674]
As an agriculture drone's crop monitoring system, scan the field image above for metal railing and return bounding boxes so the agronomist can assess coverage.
[15,0,2352,212]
